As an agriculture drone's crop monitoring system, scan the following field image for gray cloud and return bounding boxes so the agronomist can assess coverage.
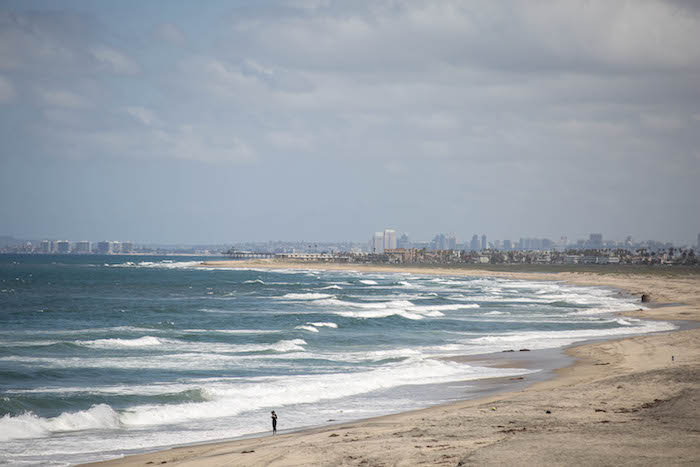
[0,1,699,244]
[0,75,15,101]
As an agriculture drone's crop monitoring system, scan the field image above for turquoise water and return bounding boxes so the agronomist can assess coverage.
[0,255,674,465]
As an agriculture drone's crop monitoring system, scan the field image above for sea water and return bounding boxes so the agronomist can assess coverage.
[0,255,675,466]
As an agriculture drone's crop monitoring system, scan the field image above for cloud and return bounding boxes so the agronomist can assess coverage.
[125,106,159,126]
[227,0,700,73]
[640,113,687,131]
[154,23,186,45]
[0,75,15,102]
[90,45,140,74]
[37,88,91,108]
[1,1,699,243]
[155,125,256,163]
[0,11,83,72]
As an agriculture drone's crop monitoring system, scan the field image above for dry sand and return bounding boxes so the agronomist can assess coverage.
[84,261,700,466]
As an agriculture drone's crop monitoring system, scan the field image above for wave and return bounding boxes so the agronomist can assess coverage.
[309,298,476,319]
[313,298,414,309]
[0,404,120,442]
[462,319,676,351]
[282,293,333,300]
[127,359,530,427]
[76,336,167,348]
[358,280,378,285]
[308,322,338,328]
[320,285,343,290]
[410,303,479,312]
[110,261,202,270]
[295,321,339,333]
[243,279,265,285]
[0,339,312,371]
[0,326,162,336]
[182,329,281,334]
[231,339,308,353]
[332,309,437,320]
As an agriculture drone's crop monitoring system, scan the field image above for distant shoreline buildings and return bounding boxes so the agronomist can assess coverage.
[1,231,698,266]
[6,239,219,256]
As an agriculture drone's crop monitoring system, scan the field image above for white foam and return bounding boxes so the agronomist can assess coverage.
[462,319,676,352]
[115,358,532,428]
[295,325,319,333]
[313,298,414,309]
[76,336,167,348]
[308,322,338,328]
[359,280,378,285]
[110,261,202,270]
[243,279,265,284]
[282,293,333,300]
[226,339,309,353]
[333,309,429,320]
[0,326,159,336]
[182,329,281,335]
[410,303,480,312]
[0,404,120,442]
[320,285,343,290]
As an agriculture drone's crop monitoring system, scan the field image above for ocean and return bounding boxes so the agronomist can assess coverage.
[0,255,675,466]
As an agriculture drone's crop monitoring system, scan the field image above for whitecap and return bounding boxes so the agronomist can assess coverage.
[76,336,166,348]
[243,279,265,285]
[0,404,120,442]
[308,322,338,328]
[282,293,333,300]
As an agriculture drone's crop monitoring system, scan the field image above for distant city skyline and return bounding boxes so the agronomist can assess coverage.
[1,1,699,245]
[3,228,698,251]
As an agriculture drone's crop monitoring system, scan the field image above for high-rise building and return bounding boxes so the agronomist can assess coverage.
[372,232,384,254]
[383,230,397,251]
[40,240,51,253]
[503,239,512,250]
[587,233,603,249]
[74,241,91,254]
[697,233,700,251]
[481,234,487,250]
[96,241,112,255]
[470,235,480,251]
[56,241,70,254]
[121,242,133,254]
[447,233,457,250]
[398,233,411,249]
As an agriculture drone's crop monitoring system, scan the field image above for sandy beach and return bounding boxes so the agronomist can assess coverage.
[84,261,700,466]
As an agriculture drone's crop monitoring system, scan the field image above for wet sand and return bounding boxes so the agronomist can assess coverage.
[83,261,700,466]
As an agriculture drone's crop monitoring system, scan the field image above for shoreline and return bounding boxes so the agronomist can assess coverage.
[83,260,700,466]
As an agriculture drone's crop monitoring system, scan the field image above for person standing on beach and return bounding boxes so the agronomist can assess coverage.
[271,410,278,435]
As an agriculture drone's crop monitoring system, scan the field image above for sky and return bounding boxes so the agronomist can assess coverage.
[1,0,699,245]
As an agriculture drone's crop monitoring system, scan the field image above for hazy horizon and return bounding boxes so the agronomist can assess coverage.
[1,1,699,245]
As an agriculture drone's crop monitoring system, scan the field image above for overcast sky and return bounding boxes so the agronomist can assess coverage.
[1,0,699,245]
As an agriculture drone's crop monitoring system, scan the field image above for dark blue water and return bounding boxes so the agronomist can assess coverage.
[0,255,673,465]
